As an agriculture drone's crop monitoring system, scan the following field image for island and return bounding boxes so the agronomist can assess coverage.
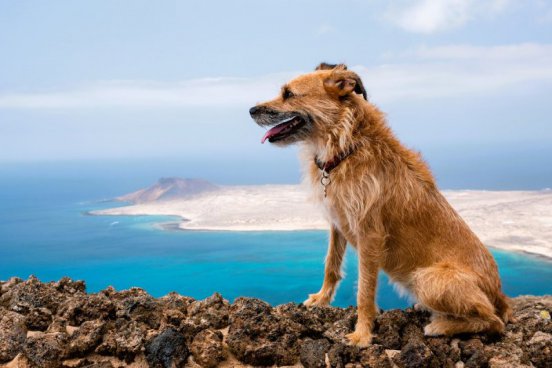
[91,178,552,259]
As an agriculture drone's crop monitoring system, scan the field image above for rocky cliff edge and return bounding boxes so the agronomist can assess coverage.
[0,276,550,368]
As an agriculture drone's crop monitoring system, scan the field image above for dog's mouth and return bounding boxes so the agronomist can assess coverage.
[261,115,307,144]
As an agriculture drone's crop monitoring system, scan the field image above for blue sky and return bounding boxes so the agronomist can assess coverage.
[0,0,551,187]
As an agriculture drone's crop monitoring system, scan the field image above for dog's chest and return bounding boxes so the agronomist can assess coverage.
[316,190,354,235]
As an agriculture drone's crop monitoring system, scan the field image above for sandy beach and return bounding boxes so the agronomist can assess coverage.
[91,186,552,259]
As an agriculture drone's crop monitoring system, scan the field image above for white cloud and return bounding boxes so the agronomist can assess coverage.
[0,43,551,110]
[315,24,336,36]
[361,43,552,102]
[0,74,296,110]
[386,0,511,33]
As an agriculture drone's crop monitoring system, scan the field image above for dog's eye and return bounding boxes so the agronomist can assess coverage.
[282,89,294,100]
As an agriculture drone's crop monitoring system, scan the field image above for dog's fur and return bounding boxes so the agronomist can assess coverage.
[250,63,512,346]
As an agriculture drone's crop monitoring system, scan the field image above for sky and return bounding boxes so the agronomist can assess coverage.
[0,0,551,187]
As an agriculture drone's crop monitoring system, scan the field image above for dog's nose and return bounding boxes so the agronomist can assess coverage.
[249,106,260,116]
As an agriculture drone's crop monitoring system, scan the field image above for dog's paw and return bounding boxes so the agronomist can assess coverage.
[303,292,330,307]
[345,330,372,347]
[423,322,445,337]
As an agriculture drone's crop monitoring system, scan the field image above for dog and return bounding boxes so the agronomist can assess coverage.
[249,63,512,346]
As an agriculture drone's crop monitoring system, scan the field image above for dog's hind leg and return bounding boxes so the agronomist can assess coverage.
[423,313,503,336]
[304,225,347,306]
[412,263,505,336]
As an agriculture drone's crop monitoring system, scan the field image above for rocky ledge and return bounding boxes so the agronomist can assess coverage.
[0,277,550,368]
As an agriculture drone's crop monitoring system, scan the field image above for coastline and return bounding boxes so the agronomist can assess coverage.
[90,186,552,259]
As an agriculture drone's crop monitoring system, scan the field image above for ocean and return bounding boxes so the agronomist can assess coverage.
[0,161,551,310]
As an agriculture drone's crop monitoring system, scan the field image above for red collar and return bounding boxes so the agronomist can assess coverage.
[314,147,355,173]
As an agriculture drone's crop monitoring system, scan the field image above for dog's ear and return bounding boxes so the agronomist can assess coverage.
[315,62,348,71]
[323,70,367,100]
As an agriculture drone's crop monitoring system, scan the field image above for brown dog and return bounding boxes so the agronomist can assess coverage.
[249,63,512,346]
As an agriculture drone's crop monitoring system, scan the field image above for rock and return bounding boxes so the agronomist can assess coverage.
[23,332,68,368]
[95,320,147,363]
[159,292,194,314]
[112,288,161,329]
[525,331,552,367]
[190,329,225,368]
[226,297,301,366]
[460,338,489,368]
[60,293,115,326]
[300,338,331,368]
[0,277,550,368]
[186,292,230,330]
[2,276,65,315]
[373,309,409,349]
[145,328,188,368]
[0,276,22,294]
[25,307,53,331]
[53,277,86,294]
[359,344,395,368]
[67,320,105,357]
[323,310,356,344]
[0,310,27,363]
[399,341,440,368]
[426,337,458,367]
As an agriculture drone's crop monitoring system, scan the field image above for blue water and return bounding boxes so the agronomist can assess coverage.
[0,163,551,309]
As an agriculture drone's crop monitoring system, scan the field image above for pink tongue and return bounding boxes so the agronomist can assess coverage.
[261,123,290,143]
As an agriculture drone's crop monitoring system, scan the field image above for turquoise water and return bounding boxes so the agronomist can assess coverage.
[0,165,551,309]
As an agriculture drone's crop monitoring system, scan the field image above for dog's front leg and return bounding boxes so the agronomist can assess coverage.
[346,231,383,347]
[304,225,347,307]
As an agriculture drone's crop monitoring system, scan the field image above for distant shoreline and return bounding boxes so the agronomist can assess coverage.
[89,186,552,260]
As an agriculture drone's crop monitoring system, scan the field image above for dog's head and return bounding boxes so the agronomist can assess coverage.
[250,63,367,145]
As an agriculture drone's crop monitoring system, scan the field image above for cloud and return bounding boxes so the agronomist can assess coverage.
[0,74,295,110]
[0,43,551,110]
[385,0,511,33]
[314,24,336,36]
[361,43,552,101]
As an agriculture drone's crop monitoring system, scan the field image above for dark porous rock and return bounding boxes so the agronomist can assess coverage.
[0,277,550,368]
[95,320,147,363]
[186,292,230,330]
[275,303,353,339]
[0,310,27,363]
[23,332,68,368]
[160,308,187,330]
[25,307,53,331]
[190,329,225,368]
[67,319,106,357]
[373,309,410,349]
[159,292,194,314]
[226,297,302,366]
[145,328,188,368]
[359,344,395,368]
[459,338,489,367]
[300,338,331,368]
[3,276,65,315]
[66,358,115,368]
[60,293,115,326]
[53,276,86,294]
[485,341,529,368]
[425,337,458,367]
[398,341,440,368]
[0,276,22,295]
[322,309,356,344]
[112,288,162,329]
[525,331,552,367]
